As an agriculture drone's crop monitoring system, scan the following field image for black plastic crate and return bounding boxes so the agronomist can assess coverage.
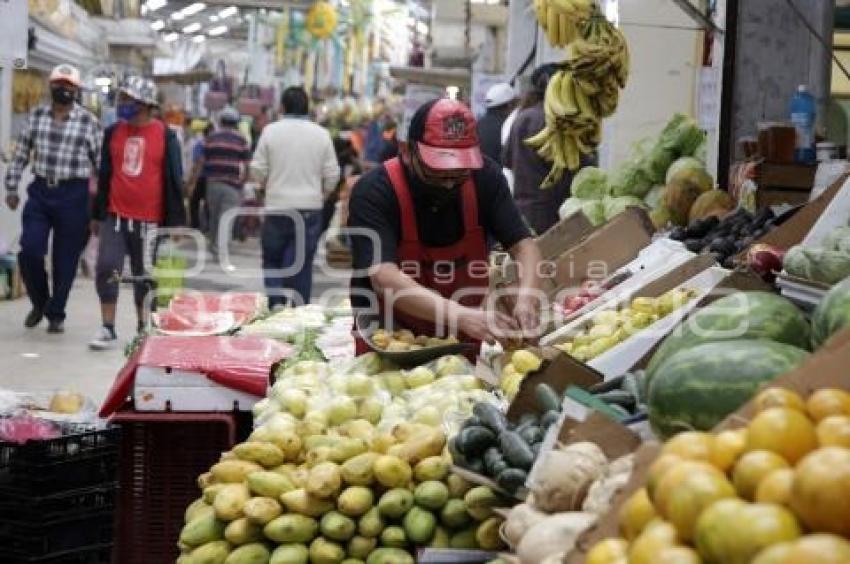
[5,543,112,564]
[0,426,120,494]
[0,511,113,559]
[0,484,117,523]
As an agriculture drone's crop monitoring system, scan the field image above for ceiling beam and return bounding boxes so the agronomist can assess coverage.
[670,0,724,34]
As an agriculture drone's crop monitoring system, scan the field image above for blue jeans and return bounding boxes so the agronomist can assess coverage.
[261,210,322,308]
[18,177,90,321]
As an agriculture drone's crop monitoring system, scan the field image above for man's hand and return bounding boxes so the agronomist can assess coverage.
[5,194,19,211]
[89,220,100,236]
[457,307,519,345]
[513,292,542,343]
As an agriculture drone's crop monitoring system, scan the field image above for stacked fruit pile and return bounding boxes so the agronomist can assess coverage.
[179,419,507,563]
[586,386,850,564]
[528,2,630,187]
[553,289,696,363]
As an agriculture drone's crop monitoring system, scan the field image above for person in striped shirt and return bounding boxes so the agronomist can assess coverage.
[187,107,250,256]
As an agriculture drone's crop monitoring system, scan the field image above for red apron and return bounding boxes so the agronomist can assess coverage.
[354,158,490,355]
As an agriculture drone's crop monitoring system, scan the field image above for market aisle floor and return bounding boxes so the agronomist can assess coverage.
[0,238,348,406]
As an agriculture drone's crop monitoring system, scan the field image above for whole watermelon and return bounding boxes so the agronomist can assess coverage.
[648,339,809,439]
[812,277,850,347]
[646,291,811,377]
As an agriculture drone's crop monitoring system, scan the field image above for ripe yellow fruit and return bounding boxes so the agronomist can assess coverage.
[511,350,542,375]
[661,431,714,462]
[816,415,850,448]
[586,537,629,564]
[619,488,657,541]
[754,387,806,413]
[746,407,818,464]
[755,468,794,507]
[790,447,850,536]
[806,389,850,422]
[710,428,748,472]
[733,450,789,501]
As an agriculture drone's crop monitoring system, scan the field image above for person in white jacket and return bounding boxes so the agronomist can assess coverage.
[251,87,340,307]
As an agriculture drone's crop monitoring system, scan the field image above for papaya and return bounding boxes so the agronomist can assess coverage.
[224,543,270,564]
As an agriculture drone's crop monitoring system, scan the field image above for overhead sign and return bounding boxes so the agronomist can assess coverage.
[0,0,28,69]
[398,83,445,142]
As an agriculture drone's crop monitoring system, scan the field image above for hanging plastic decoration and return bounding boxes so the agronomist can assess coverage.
[305,1,338,40]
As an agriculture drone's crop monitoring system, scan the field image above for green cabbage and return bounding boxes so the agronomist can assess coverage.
[784,245,850,285]
[823,227,850,254]
[659,113,706,157]
[642,145,676,185]
[602,195,646,221]
[644,185,667,209]
[570,167,608,200]
[559,198,606,226]
[608,160,653,199]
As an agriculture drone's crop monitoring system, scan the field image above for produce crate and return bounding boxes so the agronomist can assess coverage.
[111,410,247,564]
[5,545,113,564]
[0,483,117,524]
[0,511,113,561]
[0,425,120,494]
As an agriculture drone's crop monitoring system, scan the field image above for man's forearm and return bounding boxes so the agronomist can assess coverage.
[510,238,543,294]
[370,264,465,327]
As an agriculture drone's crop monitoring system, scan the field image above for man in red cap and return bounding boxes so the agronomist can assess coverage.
[347,98,543,346]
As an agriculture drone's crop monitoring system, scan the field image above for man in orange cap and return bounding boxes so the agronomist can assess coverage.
[347,98,543,348]
[4,63,101,333]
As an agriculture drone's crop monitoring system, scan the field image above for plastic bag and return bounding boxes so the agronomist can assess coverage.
[0,415,60,444]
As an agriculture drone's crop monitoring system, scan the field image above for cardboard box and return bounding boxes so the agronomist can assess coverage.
[565,330,850,563]
[757,188,811,208]
[758,162,817,190]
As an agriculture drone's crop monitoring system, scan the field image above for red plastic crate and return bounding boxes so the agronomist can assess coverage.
[110,410,240,564]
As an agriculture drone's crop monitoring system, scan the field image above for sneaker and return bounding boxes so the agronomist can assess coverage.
[24,308,44,328]
[89,326,118,351]
[47,320,64,334]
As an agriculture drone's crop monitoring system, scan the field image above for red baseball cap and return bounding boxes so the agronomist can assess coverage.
[415,99,483,171]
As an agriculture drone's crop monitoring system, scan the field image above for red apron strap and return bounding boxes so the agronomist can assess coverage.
[460,177,480,232]
[384,158,419,243]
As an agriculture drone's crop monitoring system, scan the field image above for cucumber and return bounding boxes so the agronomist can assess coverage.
[457,426,496,458]
[483,447,506,477]
[496,468,528,494]
[531,442,543,458]
[535,383,561,413]
[606,403,631,421]
[588,375,626,394]
[448,436,468,466]
[464,457,485,474]
[517,413,540,427]
[621,372,643,405]
[499,431,535,471]
[540,410,561,429]
[518,425,543,445]
[461,416,484,430]
[596,390,636,410]
[473,403,508,434]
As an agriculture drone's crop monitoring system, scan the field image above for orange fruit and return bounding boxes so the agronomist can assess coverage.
[653,460,722,510]
[656,545,702,564]
[747,407,818,464]
[661,431,714,462]
[710,428,748,472]
[806,389,850,422]
[661,469,736,541]
[628,519,678,564]
[754,387,806,413]
[816,415,850,448]
[755,468,794,506]
[619,488,657,541]
[646,454,683,502]
[783,534,850,563]
[586,537,629,564]
[733,450,789,500]
[790,447,850,536]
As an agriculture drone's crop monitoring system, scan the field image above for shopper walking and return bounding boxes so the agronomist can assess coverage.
[187,122,213,231]
[187,107,250,256]
[89,77,186,350]
[251,86,340,307]
[4,64,101,333]
[476,83,516,166]
[505,65,590,235]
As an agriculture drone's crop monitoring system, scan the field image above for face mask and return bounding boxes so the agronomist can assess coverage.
[50,86,75,106]
[117,102,140,121]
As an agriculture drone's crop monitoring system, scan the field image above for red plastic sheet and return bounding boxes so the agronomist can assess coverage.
[99,336,292,417]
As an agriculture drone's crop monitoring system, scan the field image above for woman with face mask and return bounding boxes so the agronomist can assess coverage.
[346,98,544,350]
[3,64,102,334]
[89,76,186,350]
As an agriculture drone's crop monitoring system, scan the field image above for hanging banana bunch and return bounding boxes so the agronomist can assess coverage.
[533,0,596,48]
[526,11,631,188]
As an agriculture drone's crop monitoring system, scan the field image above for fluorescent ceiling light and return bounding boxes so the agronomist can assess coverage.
[192,35,206,43]
[145,0,167,11]
[416,21,429,34]
[170,11,185,20]
[218,6,238,19]
[182,2,206,16]
[94,77,112,87]
[163,32,180,42]
[182,22,202,33]
[209,15,219,22]
[150,19,165,30]
[208,25,228,36]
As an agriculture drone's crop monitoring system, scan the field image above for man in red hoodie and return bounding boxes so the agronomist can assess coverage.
[89,76,186,350]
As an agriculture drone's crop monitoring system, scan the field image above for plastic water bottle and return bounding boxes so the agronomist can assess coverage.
[790,84,816,164]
